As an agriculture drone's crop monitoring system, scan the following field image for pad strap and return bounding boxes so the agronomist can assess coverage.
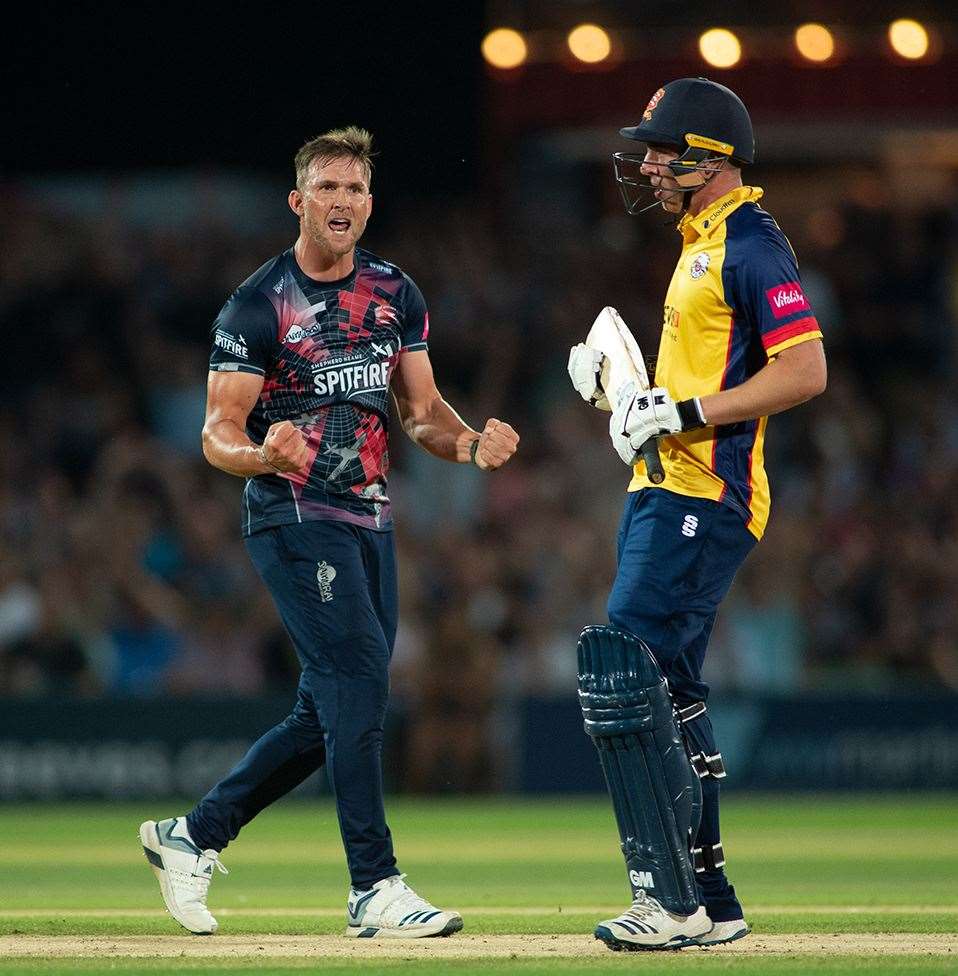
[677,701,707,723]
[692,843,726,873]
[690,751,726,779]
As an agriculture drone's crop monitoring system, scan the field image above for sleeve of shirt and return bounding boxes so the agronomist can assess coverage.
[737,231,823,359]
[208,289,277,376]
[400,275,429,353]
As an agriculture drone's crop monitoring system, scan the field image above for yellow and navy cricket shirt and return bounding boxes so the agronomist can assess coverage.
[629,186,822,540]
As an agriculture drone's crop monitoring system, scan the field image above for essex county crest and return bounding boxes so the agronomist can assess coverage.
[689,252,711,280]
[643,87,665,121]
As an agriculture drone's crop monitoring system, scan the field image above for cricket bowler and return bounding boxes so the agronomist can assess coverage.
[568,77,826,950]
[139,126,518,938]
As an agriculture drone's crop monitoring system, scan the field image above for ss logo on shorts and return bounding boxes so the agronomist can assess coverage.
[681,514,699,538]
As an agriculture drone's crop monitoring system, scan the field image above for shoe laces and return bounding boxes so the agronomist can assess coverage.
[178,851,228,903]
[378,874,436,923]
[623,889,665,921]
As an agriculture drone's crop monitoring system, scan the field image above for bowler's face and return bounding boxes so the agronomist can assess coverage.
[294,157,373,258]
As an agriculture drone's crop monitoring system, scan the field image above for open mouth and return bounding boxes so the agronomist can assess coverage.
[328,217,351,235]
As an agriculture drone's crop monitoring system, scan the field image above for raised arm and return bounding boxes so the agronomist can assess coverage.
[202,371,308,478]
[391,350,518,470]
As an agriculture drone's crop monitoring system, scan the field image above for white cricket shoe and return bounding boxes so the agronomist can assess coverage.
[139,818,228,935]
[594,890,711,951]
[690,917,750,946]
[345,874,463,939]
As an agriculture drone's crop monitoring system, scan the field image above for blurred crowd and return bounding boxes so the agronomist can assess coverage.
[1,167,957,789]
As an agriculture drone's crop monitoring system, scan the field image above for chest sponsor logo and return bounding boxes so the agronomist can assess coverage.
[214,329,248,359]
[312,350,392,398]
[285,301,328,343]
[689,252,711,279]
[765,281,810,319]
[316,561,337,602]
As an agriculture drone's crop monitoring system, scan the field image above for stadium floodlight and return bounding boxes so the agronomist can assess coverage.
[795,23,835,63]
[567,24,612,64]
[888,19,929,59]
[482,28,528,70]
[698,28,742,69]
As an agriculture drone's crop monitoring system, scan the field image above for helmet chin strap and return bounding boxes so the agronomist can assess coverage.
[671,158,725,216]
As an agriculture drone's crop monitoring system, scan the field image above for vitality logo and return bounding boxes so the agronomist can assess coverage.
[765,281,810,319]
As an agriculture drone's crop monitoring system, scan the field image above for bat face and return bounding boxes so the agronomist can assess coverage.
[585,306,650,412]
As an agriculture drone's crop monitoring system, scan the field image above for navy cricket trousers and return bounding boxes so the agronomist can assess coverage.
[187,520,400,890]
[607,488,756,919]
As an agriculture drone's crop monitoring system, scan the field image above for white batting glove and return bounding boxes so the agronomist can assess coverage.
[567,344,610,409]
[609,385,706,466]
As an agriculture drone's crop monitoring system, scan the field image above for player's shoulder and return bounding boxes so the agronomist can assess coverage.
[724,199,794,271]
[726,198,785,243]
[355,248,422,296]
[230,251,289,304]
[214,252,286,335]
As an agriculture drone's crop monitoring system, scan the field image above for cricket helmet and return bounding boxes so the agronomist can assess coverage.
[614,77,754,215]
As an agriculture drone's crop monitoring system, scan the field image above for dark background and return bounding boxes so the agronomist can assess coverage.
[3,1,958,797]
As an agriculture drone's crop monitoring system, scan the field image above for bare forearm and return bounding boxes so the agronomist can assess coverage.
[202,420,274,477]
[403,395,479,462]
[699,346,826,426]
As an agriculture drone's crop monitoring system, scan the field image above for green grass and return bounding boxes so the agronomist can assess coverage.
[0,795,954,974]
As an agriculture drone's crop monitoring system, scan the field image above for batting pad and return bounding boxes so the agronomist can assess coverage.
[577,625,702,915]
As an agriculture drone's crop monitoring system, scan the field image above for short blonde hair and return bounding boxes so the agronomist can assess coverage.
[294,126,374,189]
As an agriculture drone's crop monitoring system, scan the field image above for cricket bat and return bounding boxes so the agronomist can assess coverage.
[585,306,665,484]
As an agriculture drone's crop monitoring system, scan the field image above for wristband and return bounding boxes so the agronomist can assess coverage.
[469,437,481,466]
[676,398,707,431]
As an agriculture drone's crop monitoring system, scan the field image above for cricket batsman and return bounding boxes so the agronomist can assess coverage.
[568,78,826,950]
[138,126,518,938]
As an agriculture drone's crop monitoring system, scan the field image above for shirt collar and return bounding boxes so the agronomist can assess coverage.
[678,186,764,243]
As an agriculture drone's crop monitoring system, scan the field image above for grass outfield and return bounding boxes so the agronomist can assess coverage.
[0,795,955,975]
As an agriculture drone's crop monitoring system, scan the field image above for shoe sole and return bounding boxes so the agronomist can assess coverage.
[594,924,702,952]
[691,924,750,947]
[345,916,463,939]
[139,821,215,936]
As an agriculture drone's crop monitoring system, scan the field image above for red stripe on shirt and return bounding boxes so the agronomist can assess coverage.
[762,316,819,351]
[712,314,737,501]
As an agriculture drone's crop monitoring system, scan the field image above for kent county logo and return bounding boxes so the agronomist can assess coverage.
[375,303,398,326]
[689,252,710,279]
[316,561,337,603]
[643,87,665,121]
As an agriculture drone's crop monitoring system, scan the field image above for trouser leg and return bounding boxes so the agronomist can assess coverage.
[239,521,399,889]
[186,677,326,851]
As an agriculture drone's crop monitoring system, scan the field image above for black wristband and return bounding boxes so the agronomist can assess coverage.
[469,437,481,465]
[677,398,707,431]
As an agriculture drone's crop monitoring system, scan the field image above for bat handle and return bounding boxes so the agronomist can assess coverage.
[640,438,665,484]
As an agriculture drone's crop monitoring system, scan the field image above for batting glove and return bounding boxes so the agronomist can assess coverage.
[609,384,706,466]
[567,344,610,410]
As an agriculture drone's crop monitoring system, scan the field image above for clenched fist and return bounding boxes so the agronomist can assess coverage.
[259,421,309,474]
[474,418,519,471]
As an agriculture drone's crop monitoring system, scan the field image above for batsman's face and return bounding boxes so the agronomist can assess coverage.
[640,147,684,214]
[292,157,372,258]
